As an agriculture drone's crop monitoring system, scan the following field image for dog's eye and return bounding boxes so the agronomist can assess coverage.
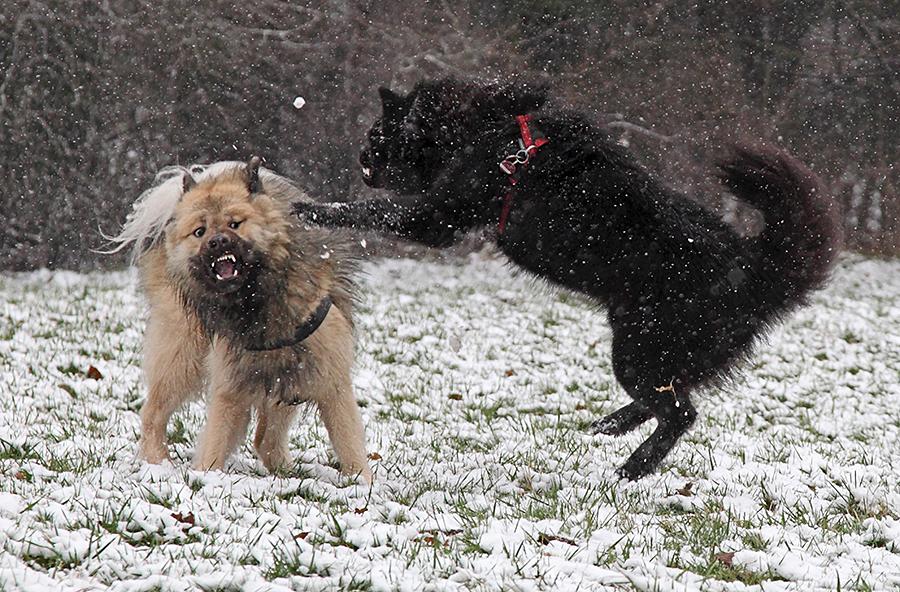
[229,221,242,230]
[193,226,206,238]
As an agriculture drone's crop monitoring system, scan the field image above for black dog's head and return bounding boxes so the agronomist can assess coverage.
[359,86,426,194]
[360,77,549,194]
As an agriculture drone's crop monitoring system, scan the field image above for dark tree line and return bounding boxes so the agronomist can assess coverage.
[1,0,898,270]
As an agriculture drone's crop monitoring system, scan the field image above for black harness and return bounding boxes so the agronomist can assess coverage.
[244,296,333,352]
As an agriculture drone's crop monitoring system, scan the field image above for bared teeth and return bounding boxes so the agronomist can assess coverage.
[362,167,372,178]
[212,254,238,280]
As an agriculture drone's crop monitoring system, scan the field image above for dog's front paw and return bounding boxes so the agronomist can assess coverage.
[137,439,171,465]
[256,444,292,473]
[292,201,329,225]
[591,415,624,436]
[615,462,648,482]
[343,462,374,484]
[591,402,653,436]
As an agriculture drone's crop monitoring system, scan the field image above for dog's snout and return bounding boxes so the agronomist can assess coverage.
[207,233,232,252]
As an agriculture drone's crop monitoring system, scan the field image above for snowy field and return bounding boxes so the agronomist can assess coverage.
[1,253,899,592]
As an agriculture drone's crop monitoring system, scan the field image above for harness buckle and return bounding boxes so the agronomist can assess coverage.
[498,115,549,234]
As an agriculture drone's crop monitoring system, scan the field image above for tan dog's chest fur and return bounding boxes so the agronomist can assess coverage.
[119,160,371,482]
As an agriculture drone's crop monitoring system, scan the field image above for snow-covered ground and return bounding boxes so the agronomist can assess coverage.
[1,253,899,591]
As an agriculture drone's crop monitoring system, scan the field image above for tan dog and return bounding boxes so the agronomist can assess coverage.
[110,158,372,482]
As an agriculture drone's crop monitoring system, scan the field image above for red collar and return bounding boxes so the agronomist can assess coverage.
[499,115,548,233]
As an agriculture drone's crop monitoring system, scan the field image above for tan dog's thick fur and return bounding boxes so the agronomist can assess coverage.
[110,159,372,482]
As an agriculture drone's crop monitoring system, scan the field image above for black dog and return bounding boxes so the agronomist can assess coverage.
[293,77,840,480]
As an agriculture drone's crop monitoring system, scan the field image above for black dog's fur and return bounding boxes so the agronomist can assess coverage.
[293,77,840,480]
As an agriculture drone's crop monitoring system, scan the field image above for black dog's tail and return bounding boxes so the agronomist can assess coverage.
[717,145,841,310]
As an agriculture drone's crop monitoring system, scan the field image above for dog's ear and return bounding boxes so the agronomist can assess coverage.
[521,82,550,111]
[379,87,411,116]
[245,156,262,194]
[496,81,550,115]
[182,172,197,194]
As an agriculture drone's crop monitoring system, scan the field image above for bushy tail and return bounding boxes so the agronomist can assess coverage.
[717,145,841,307]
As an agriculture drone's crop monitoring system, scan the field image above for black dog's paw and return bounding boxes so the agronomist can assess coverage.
[615,461,651,482]
[293,202,351,229]
[292,201,327,224]
[615,450,662,481]
[591,402,654,436]
[591,415,626,436]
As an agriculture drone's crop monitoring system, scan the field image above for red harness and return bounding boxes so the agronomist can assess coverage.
[498,115,549,234]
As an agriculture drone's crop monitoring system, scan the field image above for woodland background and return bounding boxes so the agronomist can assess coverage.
[1,0,898,271]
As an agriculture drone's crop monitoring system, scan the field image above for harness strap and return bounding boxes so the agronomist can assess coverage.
[499,115,548,234]
[245,296,333,351]
[517,114,548,153]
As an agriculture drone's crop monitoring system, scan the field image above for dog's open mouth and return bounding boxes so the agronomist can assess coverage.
[196,235,251,294]
[361,165,379,187]
[212,253,239,281]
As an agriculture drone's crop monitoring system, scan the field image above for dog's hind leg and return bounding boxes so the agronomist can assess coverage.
[591,402,654,436]
[615,394,697,481]
[253,399,299,472]
[606,329,699,480]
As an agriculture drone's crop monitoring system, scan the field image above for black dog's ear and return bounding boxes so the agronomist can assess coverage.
[497,81,550,115]
[245,156,262,194]
[521,82,550,111]
[379,87,410,115]
[183,172,197,194]
[464,80,550,121]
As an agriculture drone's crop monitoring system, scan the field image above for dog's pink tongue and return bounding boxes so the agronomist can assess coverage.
[215,259,236,279]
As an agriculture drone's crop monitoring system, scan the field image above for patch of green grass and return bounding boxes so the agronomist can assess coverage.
[84,500,199,549]
[682,555,786,587]
[0,317,20,340]
[0,437,41,461]
[58,383,78,398]
[742,532,768,551]
[167,416,192,445]
[264,538,333,581]
[21,544,83,572]
[658,503,735,557]
[57,362,84,376]
[277,483,332,506]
